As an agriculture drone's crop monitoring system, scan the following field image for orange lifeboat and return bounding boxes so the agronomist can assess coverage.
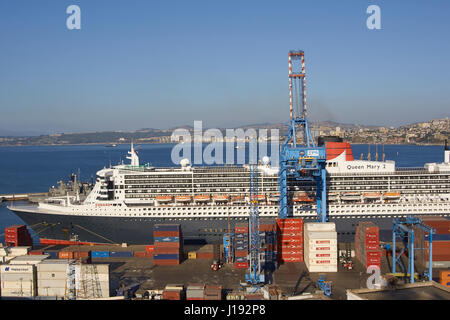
[250,194,266,201]
[213,195,229,202]
[293,194,314,203]
[156,195,172,202]
[363,192,381,200]
[231,196,245,203]
[175,195,191,202]
[384,192,401,199]
[194,195,211,202]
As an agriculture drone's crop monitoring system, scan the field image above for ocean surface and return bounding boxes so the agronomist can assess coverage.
[0,143,446,243]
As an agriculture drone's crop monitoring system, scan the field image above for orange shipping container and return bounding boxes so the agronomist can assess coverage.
[59,251,74,259]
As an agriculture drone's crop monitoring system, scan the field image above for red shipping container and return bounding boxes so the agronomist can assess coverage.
[154,242,181,249]
[365,244,379,251]
[162,290,181,300]
[154,259,180,266]
[153,231,181,238]
[133,251,147,257]
[260,224,276,232]
[235,227,249,234]
[73,251,91,259]
[365,251,382,259]
[29,250,43,255]
[154,247,181,255]
[234,250,248,257]
[197,252,214,259]
[277,218,303,226]
[145,245,154,253]
[234,262,249,269]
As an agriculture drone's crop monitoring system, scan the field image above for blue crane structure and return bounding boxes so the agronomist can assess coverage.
[392,216,435,283]
[278,50,327,222]
[245,163,264,284]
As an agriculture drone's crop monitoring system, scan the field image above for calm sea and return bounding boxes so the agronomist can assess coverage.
[0,143,446,243]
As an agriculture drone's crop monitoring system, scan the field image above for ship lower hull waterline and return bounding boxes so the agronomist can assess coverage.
[10,207,449,245]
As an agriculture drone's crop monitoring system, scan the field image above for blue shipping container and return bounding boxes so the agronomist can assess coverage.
[43,251,59,259]
[153,254,181,260]
[110,251,133,258]
[154,236,180,242]
[425,234,450,241]
[92,251,110,258]
[235,256,248,263]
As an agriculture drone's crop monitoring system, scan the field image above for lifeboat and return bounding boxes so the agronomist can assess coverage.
[341,192,361,201]
[194,195,211,202]
[231,196,246,204]
[175,195,191,202]
[213,194,229,202]
[328,192,338,201]
[250,194,266,202]
[293,195,314,203]
[384,192,401,200]
[363,192,381,200]
[156,195,172,202]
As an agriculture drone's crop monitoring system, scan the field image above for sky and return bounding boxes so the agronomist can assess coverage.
[0,0,449,134]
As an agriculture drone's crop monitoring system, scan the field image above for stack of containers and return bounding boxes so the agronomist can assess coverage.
[162,284,184,300]
[422,217,450,268]
[186,283,205,300]
[4,225,33,247]
[234,223,249,269]
[260,223,277,271]
[304,222,338,272]
[204,285,222,300]
[277,218,303,264]
[354,222,381,270]
[153,224,183,266]
[0,264,37,297]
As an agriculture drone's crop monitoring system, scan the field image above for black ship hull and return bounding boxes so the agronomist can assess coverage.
[10,207,443,245]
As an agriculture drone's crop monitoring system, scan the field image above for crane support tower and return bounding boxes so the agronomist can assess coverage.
[392,216,435,283]
[278,50,327,222]
[245,163,264,284]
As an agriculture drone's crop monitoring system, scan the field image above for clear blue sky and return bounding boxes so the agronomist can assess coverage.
[0,0,449,134]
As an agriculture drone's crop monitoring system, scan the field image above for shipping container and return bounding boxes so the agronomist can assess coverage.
[92,251,110,258]
[109,251,134,258]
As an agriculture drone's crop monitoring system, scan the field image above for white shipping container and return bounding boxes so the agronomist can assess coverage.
[38,287,66,297]
[1,290,35,297]
[305,252,338,259]
[306,258,338,266]
[80,264,109,274]
[305,245,338,253]
[2,280,35,290]
[37,260,73,272]
[305,239,338,246]
[304,222,336,232]
[0,273,35,281]
[9,255,49,265]
[37,271,68,280]
[304,231,337,240]
[305,264,338,273]
[37,279,67,288]
[8,246,32,256]
[76,273,110,283]
[0,264,34,274]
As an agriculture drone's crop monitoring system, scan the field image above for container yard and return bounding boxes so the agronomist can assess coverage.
[0,216,448,301]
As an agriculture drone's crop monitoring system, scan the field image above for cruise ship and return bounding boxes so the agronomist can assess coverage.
[8,140,450,244]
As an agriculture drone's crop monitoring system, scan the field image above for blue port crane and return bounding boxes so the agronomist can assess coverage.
[392,216,435,283]
[278,50,327,222]
[245,163,264,285]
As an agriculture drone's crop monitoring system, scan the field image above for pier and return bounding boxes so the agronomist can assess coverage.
[0,193,47,202]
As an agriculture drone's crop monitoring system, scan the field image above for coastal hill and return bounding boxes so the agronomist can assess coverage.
[0,118,448,146]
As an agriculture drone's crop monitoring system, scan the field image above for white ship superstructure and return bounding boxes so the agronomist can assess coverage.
[8,141,450,244]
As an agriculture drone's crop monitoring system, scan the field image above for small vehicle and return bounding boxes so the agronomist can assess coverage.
[211,260,223,271]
